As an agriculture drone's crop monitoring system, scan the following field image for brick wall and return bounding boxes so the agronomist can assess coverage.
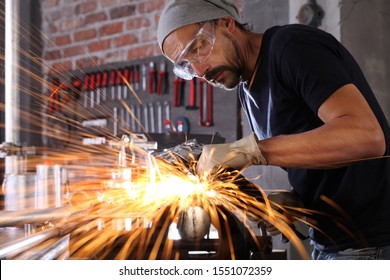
[41,0,243,76]
[41,0,169,76]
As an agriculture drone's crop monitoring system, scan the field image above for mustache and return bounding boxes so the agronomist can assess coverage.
[204,66,230,81]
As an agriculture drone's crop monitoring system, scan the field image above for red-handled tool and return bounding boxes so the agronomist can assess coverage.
[89,72,96,108]
[173,77,184,107]
[186,78,198,110]
[109,70,116,100]
[95,72,102,105]
[116,69,123,99]
[142,63,147,92]
[49,77,60,113]
[123,67,130,99]
[135,64,140,91]
[83,74,90,108]
[148,62,157,94]
[199,78,213,126]
[129,65,135,90]
[101,70,109,101]
[157,62,168,95]
[71,77,82,101]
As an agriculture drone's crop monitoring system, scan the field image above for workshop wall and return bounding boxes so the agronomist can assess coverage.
[41,0,242,75]
[40,0,244,144]
[41,0,166,74]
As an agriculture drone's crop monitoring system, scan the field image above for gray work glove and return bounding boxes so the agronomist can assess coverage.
[196,133,267,176]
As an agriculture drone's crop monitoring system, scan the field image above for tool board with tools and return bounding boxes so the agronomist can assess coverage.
[43,56,240,150]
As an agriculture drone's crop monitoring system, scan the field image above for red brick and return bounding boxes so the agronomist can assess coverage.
[74,29,97,42]
[60,18,84,32]
[54,34,71,46]
[75,1,97,14]
[64,45,85,57]
[100,50,127,65]
[47,22,58,34]
[41,0,59,8]
[139,0,165,14]
[88,39,111,52]
[85,12,108,26]
[76,56,100,70]
[113,34,139,47]
[99,22,123,36]
[126,17,151,30]
[141,29,157,43]
[50,61,73,75]
[127,44,155,60]
[101,0,134,8]
[109,5,136,19]
[44,49,62,60]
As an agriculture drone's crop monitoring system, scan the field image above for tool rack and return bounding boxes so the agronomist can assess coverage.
[43,56,240,150]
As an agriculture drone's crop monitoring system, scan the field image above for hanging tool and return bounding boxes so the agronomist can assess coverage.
[129,66,135,94]
[143,105,149,132]
[125,108,130,130]
[110,70,116,100]
[148,62,157,94]
[135,104,142,132]
[116,69,123,100]
[120,108,125,131]
[130,104,136,132]
[141,63,147,92]
[71,77,82,90]
[173,77,184,107]
[174,116,189,135]
[89,72,96,108]
[157,61,168,95]
[135,64,140,91]
[113,107,118,136]
[71,77,82,102]
[101,70,109,101]
[199,78,213,126]
[148,103,156,133]
[123,67,130,99]
[95,72,102,105]
[49,77,61,113]
[163,101,171,133]
[186,78,198,110]
[156,102,163,133]
[83,74,90,108]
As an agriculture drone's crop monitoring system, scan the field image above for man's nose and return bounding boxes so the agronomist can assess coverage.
[191,62,209,78]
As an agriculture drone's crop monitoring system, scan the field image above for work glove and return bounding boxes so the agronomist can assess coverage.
[264,191,308,241]
[196,133,267,176]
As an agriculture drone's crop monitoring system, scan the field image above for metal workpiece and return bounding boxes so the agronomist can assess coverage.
[0,206,73,228]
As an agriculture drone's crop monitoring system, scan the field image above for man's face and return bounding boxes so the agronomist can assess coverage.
[163,21,242,90]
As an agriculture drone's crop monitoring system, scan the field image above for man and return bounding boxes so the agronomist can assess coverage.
[157,0,390,259]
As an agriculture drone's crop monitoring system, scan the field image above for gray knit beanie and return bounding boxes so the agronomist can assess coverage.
[157,0,241,53]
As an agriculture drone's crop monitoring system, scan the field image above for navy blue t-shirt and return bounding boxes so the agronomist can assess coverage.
[240,24,390,252]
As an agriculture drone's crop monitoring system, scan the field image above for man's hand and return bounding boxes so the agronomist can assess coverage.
[196,133,267,176]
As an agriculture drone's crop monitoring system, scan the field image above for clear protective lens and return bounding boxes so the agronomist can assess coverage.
[172,21,215,80]
[173,60,195,80]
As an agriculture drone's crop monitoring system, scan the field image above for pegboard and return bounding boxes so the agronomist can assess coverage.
[46,55,240,149]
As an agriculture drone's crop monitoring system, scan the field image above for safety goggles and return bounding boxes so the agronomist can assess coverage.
[173,21,216,80]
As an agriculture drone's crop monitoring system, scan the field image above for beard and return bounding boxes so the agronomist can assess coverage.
[204,66,241,90]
